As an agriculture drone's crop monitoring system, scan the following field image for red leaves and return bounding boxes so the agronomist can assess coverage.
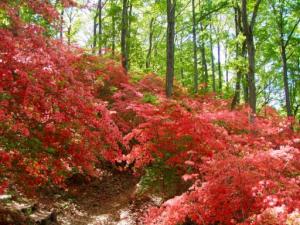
[145,147,300,225]
[0,15,126,189]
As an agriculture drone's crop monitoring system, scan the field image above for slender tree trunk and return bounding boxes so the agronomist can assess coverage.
[241,0,261,115]
[281,43,292,116]
[217,38,222,93]
[127,3,132,70]
[166,0,176,97]
[200,23,208,91]
[232,7,242,109]
[180,33,184,83]
[231,71,242,109]
[92,14,98,54]
[121,0,129,71]
[67,25,71,45]
[60,9,64,42]
[209,24,216,92]
[146,18,154,69]
[246,35,256,113]
[225,43,229,89]
[98,0,102,55]
[192,0,199,93]
[112,5,116,57]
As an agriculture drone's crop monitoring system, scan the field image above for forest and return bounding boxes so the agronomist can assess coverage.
[0,0,299,224]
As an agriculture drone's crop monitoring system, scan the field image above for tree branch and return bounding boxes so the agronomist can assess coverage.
[250,0,262,30]
[285,18,300,48]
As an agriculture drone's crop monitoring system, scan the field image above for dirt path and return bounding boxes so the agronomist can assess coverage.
[1,171,161,225]
[50,172,138,225]
[50,172,160,225]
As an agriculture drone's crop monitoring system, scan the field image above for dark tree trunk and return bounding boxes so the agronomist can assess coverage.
[241,0,261,115]
[146,18,155,69]
[281,44,292,116]
[243,72,249,103]
[121,0,129,71]
[112,3,116,57]
[166,0,176,97]
[180,33,184,83]
[98,0,102,55]
[60,9,64,42]
[200,23,208,91]
[217,38,222,93]
[232,7,242,109]
[127,3,132,70]
[192,0,199,93]
[92,14,98,54]
[246,35,256,113]
[209,24,216,92]
[67,25,71,45]
[225,43,229,89]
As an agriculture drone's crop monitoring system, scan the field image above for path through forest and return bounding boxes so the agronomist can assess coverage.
[49,172,160,225]
[1,171,162,225]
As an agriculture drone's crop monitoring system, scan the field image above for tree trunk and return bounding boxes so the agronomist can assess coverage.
[192,0,199,93]
[127,3,132,70]
[225,43,229,89]
[60,9,64,42]
[209,24,216,92]
[67,25,71,46]
[231,7,242,109]
[281,44,292,116]
[241,0,261,115]
[98,0,102,55]
[92,14,97,54]
[217,38,222,93]
[166,0,176,97]
[146,18,154,69]
[200,23,208,91]
[112,4,116,57]
[180,33,184,84]
[121,0,129,71]
[246,34,256,114]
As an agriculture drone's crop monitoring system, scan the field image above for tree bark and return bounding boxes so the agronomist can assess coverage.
[60,9,64,42]
[146,18,155,69]
[241,0,261,115]
[192,0,199,93]
[281,43,292,116]
[209,24,216,92]
[121,0,129,71]
[180,33,184,84]
[92,13,98,54]
[112,2,116,57]
[232,7,243,109]
[127,3,132,70]
[166,0,176,97]
[217,37,222,93]
[67,25,71,45]
[225,43,229,89]
[98,0,102,55]
[200,23,208,91]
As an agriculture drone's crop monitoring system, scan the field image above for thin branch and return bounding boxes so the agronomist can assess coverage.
[285,18,300,48]
[250,0,262,29]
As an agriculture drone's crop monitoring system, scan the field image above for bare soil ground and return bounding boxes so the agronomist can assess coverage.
[0,171,161,225]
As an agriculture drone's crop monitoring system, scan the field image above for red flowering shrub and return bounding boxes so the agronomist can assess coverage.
[144,146,300,225]
[0,0,124,190]
[142,101,300,225]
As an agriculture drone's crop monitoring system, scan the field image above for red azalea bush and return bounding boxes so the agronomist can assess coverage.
[0,0,125,190]
[144,147,300,225]
[142,101,300,225]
